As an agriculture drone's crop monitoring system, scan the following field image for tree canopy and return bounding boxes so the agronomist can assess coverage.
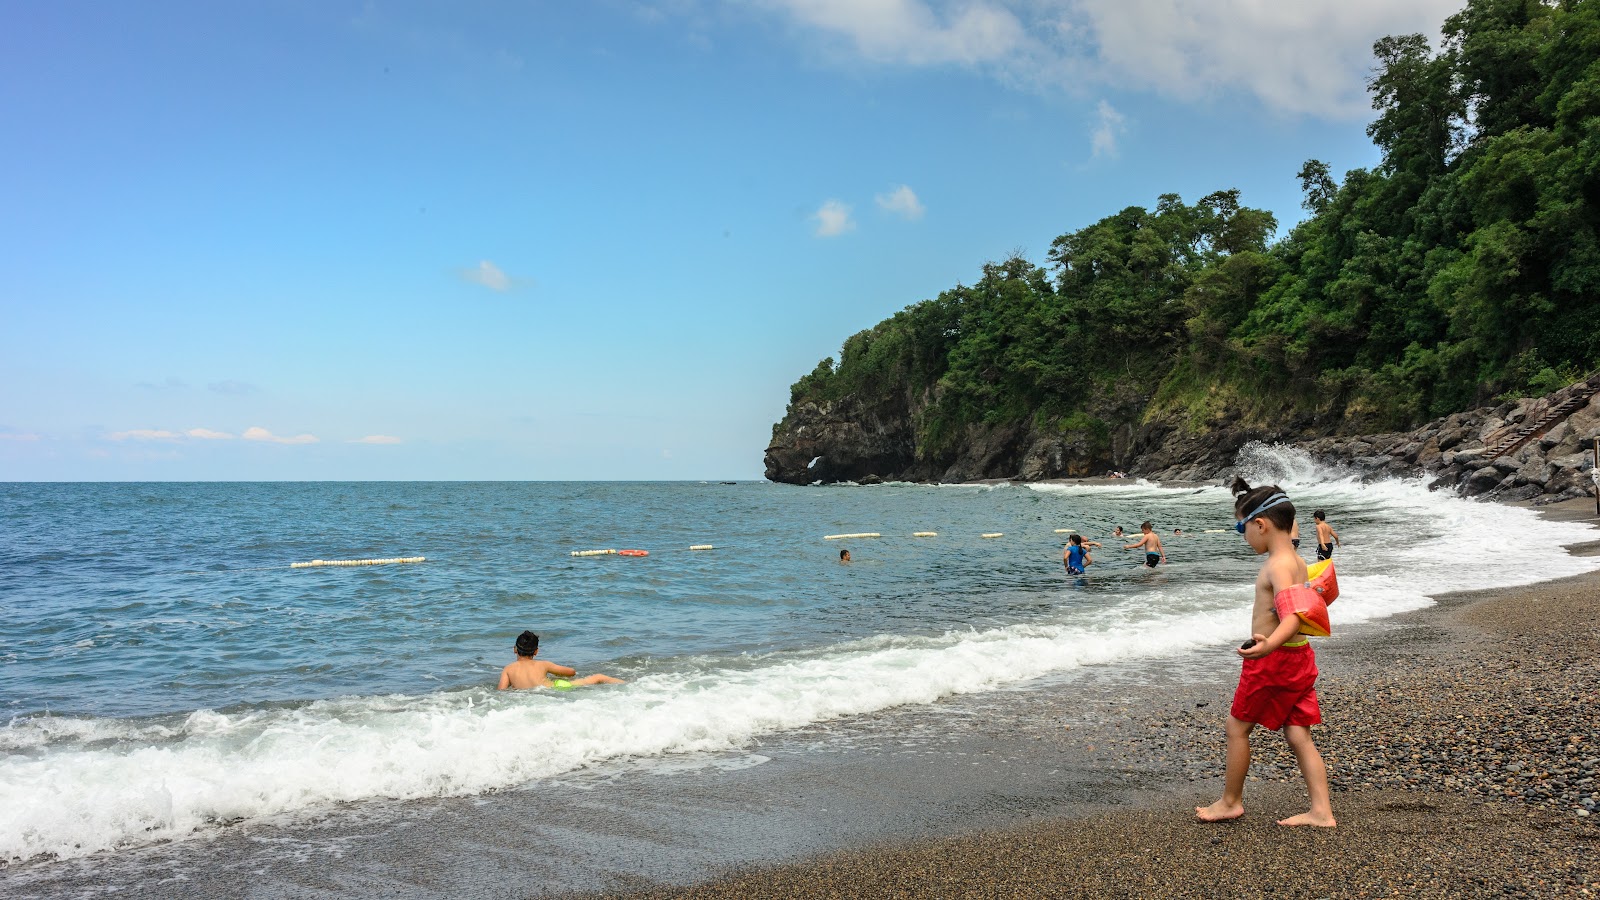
[783,0,1600,464]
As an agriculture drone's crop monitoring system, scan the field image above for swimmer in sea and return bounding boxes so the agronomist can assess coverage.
[1123,521,1166,567]
[498,631,624,690]
[1063,533,1093,575]
[1111,526,1125,538]
[840,548,851,563]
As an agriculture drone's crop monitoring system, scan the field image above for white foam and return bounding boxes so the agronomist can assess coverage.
[3,453,1596,863]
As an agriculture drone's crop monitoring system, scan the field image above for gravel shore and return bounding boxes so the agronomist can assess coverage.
[595,530,1600,898]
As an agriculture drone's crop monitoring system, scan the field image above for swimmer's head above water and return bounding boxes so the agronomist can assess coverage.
[514,630,540,658]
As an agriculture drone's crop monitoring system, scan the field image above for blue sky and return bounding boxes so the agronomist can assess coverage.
[0,0,1466,480]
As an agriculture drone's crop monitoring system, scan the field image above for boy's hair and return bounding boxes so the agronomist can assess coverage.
[1069,533,1083,546]
[1313,509,1326,520]
[839,548,848,559]
[1140,521,1153,531]
[514,631,539,657]
[1230,477,1296,531]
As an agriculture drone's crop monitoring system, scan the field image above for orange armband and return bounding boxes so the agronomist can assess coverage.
[1274,584,1331,637]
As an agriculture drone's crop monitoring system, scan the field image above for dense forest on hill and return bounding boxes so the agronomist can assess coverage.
[770,0,1600,483]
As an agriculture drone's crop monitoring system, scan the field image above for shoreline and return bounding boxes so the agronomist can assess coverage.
[591,500,1600,899]
[3,498,1596,898]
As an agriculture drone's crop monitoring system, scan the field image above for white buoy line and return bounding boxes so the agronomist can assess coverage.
[290,556,426,569]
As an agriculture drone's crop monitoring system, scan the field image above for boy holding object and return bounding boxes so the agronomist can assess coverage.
[1123,521,1166,567]
[1196,478,1336,827]
[498,631,625,691]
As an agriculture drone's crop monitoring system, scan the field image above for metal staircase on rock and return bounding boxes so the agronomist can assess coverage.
[1481,373,1600,463]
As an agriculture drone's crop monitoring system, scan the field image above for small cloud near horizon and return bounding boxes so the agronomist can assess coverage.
[813,199,856,237]
[875,184,925,220]
[0,426,41,442]
[461,259,513,292]
[351,435,403,444]
[243,426,319,445]
[109,429,185,441]
[135,376,188,392]
[186,428,234,440]
[208,379,258,396]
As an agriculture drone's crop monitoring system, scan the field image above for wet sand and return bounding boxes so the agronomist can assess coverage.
[5,505,1597,899]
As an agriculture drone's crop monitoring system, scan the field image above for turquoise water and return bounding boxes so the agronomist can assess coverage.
[2,464,1597,863]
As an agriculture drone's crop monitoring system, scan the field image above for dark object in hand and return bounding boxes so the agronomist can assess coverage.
[1239,638,1258,650]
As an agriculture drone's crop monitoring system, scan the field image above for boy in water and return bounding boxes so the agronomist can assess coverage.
[1063,534,1093,575]
[1314,510,1341,561]
[1196,478,1335,827]
[498,631,625,691]
[1123,521,1166,567]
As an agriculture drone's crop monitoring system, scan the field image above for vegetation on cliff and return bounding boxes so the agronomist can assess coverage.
[777,0,1600,476]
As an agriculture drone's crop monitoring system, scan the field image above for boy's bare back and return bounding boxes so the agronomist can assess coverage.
[498,657,574,690]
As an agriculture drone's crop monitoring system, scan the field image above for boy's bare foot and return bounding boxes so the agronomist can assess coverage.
[1195,800,1244,822]
[1276,811,1336,827]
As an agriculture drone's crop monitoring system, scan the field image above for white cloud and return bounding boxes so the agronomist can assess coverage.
[351,435,403,444]
[0,429,40,442]
[762,0,1029,66]
[461,259,512,291]
[208,380,258,396]
[109,429,183,441]
[1090,99,1126,158]
[242,426,319,445]
[875,184,925,220]
[813,199,856,237]
[186,428,235,440]
[753,0,1463,117]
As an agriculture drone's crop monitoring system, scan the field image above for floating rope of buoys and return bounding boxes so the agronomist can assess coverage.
[689,544,715,551]
[981,533,1004,539]
[912,531,938,537]
[1203,529,1230,534]
[1053,528,1073,534]
[290,556,426,569]
[618,549,649,557]
[824,532,880,540]
[570,549,618,557]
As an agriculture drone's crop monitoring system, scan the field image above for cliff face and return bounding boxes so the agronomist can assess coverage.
[765,376,1600,505]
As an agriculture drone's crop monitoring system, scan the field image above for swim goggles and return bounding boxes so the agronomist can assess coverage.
[1235,492,1290,533]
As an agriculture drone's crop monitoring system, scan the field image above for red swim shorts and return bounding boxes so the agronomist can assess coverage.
[1230,642,1320,730]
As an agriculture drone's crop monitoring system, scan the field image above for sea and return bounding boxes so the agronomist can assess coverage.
[3,444,1598,869]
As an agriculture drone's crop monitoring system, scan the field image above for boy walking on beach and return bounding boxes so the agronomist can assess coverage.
[1197,478,1335,827]
[1314,510,1341,561]
[498,631,625,691]
[1123,521,1166,567]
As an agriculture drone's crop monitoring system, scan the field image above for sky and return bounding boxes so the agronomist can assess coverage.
[0,0,1468,481]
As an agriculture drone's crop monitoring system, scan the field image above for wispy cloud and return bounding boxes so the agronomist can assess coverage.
[208,380,258,396]
[750,0,1463,117]
[186,428,235,440]
[812,199,856,237]
[1090,99,1126,158]
[351,434,403,444]
[875,184,925,220]
[135,377,188,392]
[461,259,513,292]
[109,429,184,441]
[0,426,40,442]
[243,426,319,445]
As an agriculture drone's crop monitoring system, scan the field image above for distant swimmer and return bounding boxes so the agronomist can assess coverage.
[1111,526,1125,538]
[840,548,852,563]
[1124,521,1167,567]
[1313,510,1341,561]
[1063,533,1094,575]
[1174,528,1185,537]
[498,631,624,691]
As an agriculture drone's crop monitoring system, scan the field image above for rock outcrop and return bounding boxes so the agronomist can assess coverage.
[766,374,1600,506]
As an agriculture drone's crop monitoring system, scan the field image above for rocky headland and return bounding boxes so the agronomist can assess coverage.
[765,373,1600,505]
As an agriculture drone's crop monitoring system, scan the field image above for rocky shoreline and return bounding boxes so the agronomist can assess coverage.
[767,375,1600,507]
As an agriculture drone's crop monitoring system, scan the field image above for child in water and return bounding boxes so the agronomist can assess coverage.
[1063,533,1093,575]
[1314,510,1341,561]
[498,631,625,691]
[1123,521,1166,567]
[1196,477,1335,827]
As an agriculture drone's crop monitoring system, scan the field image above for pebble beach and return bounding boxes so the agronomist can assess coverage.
[596,501,1600,900]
